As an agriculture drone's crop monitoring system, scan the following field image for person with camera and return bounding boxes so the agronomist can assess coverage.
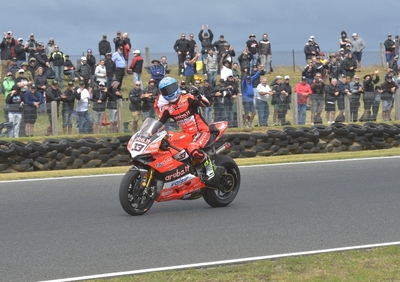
[242,65,262,127]
[336,75,351,122]
[45,80,62,135]
[349,75,364,122]
[33,42,50,80]
[327,55,342,83]
[224,75,239,127]
[310,73,326,125]
[91,82,108,134]
[59,81,76,135]
[302,60,316,85]
[200,79,214,124]
[360,71,379,121]
[25,33,37,60]
[184,53,200,85]
[107,80,122,133]
[270,75,289,126]
[324,78,340,125]
[1,31,16,80]
[213,78,228,123]
[380,75,398,121]
[198,24,214,75]
[341,52,357,81]
[141,79,158,120]
[75,80,92,134]
[5,84,23,138]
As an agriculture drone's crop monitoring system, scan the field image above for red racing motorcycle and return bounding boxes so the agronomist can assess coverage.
[119,118,240,216]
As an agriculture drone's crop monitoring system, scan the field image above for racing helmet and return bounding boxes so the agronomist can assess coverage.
[159,77,180,102]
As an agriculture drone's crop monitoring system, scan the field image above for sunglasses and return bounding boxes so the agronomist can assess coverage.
[7,74,12,77]
[135,84,141,86]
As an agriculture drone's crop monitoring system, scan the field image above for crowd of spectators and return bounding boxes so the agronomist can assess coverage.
[1,27,400,138]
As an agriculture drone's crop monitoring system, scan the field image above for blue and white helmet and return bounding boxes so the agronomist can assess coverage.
[159,77,180,102]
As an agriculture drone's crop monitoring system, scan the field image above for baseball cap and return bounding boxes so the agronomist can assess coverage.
[98,81,105,86]
[65,54,69,57]
[30,84,36,88]
[87,48,92,52]
[395,55,399,59]
[181,80,186,84]
[301,76,306,80]
[30,33,34,36]
[316,55,321,59]
[68,81,74,86]
[352,33,358,36]
[37,42,44,46]
[52,80,58,85]
[308,38,312,42]
[103,34,107,37]
[310,35,315,39]
[219,78,225,81]
[276,75,282,79]
[18,38,23,41]
[186,54,191,58]
[346,43,351,46]
[388,34,392,37]
[204,32,209,36]
[149,78,156,83]
[81,56,87,61]
[284,75,290,80]
[133,49,140,54]
[18,69,24,73]
[78,80,85,85]
[339,48,345,51]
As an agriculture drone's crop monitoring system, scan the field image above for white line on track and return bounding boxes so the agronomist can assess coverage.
[39,241,400,282]
[2,155,400,184]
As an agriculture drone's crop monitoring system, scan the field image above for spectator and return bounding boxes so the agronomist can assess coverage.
[198,24,214,75]
[113,31,124,51]
[351,33,365,71]
[14,38,26,67]
[3,71,15,99]
[256,78,272,127]
[34,67,48,114]
[33,42,50,79]
[213,35,229,71]
[45,38,55,61]
[5,84,23,137]
[184,53,199,85]
[21,62,33,82]
[294,76,312,125]
[387,55,398,76]
[313,56,326,80]
[339,31,350,49]
[360,71,380,121]
[130,50,143,89]
[281,75,292,125]
[24,84,42,137]
[149,59,164,87]
[213,78,228,122]
[384,34,395,63]
[341,52,357,81]
[302,61,316,85]
[345,43,352,54]
[98,34,111,58]
[200,79,214,124]
[105,52,116,87]
[28,57,38,78]
[63,55,75,82]
[324,78,340,124]
[187,33,199,73]
[75,80,92,134]
[122,33,131,73]
[173,33,189,76]
[86,48,97,84]
[160,56,170,76]
[304,38,317,63]
[1,31,16,80]
[238,52,253,76]
[142,79,158,120]
[221,42,235,64]
[270,76,287,126]
[15,69,32,93]
[49,45,65,88]
[91,82,108,134]
[128,80,143,132]
[259,33,272,74]
[245,34,259,69]
[204,48,218,87]
[106,80,122,133]
[45,80,62,135]
[380,75,398,121]
[6,57,19,80]
[336,75,351,122]
[25,33,37,60]
[94,58,107,86]
[59,81,76,134]
[112,46,126,90]
[349,75,363,122]
[310,35,320,55]
[310,73,326,125]
[179,80,189,94]
[328,55,341,82]
[224,74,238,127]
[231,63,240,83]
[395,35,400,57]
[242,66,261,127]
[75,57,91,88]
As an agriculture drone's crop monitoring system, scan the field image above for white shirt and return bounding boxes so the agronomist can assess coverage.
[220,66,233,81]
[76,88,90,112]
[256,83,271,102]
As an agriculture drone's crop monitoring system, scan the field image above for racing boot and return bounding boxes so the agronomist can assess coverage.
[202,155,215,181]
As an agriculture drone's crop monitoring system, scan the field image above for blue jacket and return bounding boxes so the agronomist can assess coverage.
[24,90,42,106]
[241,71,260,102]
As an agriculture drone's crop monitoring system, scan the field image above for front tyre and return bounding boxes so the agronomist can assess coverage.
[203,155,241,207]
[119,169,154,216]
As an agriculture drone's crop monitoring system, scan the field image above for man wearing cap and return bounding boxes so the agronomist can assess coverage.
[387,55,399,76]
[150,59,164,87]
[304,38,317,64]
[98,34,111,59]
[107,80,122,133]
[33,42,50,79]
[224,75,239,127]
[341,52,357,81]
[213,35,229,73]
[360,71,380,122]
[198,24,214,75]
[86,48,97,83]
[45,38,55,61]
[64,55,75,82]
[76,80,92,134]
[294,76,312,125]
[15,68,32,93]
[128,80,143,132]
[380,75,398,121]
[173,33,190,76]
[324,78,340,125]
[113,31,125,52]
[91,82,108,134]
[129,50,144,89]
[349,75,363,122]
[141,79,158,120]
[302,61,316,85]
[310,73,325,124]
[246,34,259,69]
[310,35,320,55]
[259,33,272,74]
[213,78,228,122]
[204,48,218,87]
[184,53,200,85]
[242,65,262,127]
[49,44,66,88]
[20,62,33,82]
[200,79,214,124]
[384,34,396,63]
[28,57,38,78]
[45,80,62,135]
[75,57,92,88]
[1,31,15,80]
[26,33,37,60]
[351,33,365,71]
[256,78,271,127]
[2,71,15,122]
[5,84,24,138]
[6,57,19,80]
[14,38,26,68]
[105,53,116,87]
[23,84,42,137]
[238,52,253,75]
[60,81,76,134]
[112,46,126,89]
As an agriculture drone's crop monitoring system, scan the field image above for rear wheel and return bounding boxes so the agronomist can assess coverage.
[119,169,154,216]
[203,155,241,207]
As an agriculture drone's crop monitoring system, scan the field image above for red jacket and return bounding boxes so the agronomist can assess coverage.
[294,82,312,104]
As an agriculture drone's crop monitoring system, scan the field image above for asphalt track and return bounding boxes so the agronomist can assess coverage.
[1,157,400,282]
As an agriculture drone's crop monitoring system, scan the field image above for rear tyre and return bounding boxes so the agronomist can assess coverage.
[203,155,241,208]
[119,169,154,216]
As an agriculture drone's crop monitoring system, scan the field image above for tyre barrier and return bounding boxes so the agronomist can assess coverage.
[1,122,400,173]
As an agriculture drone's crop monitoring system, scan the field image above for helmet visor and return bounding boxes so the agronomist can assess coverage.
[160,82,178,97]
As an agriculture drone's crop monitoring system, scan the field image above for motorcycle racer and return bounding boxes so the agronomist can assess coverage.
[157,76,214,180]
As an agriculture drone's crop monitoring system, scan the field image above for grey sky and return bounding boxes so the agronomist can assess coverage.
[1,0,396,63]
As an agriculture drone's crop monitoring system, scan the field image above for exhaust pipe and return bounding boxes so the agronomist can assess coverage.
[215,142,231,155]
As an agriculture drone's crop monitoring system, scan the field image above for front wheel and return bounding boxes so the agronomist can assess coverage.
[119,169,154,216]
[203,155,241,207]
